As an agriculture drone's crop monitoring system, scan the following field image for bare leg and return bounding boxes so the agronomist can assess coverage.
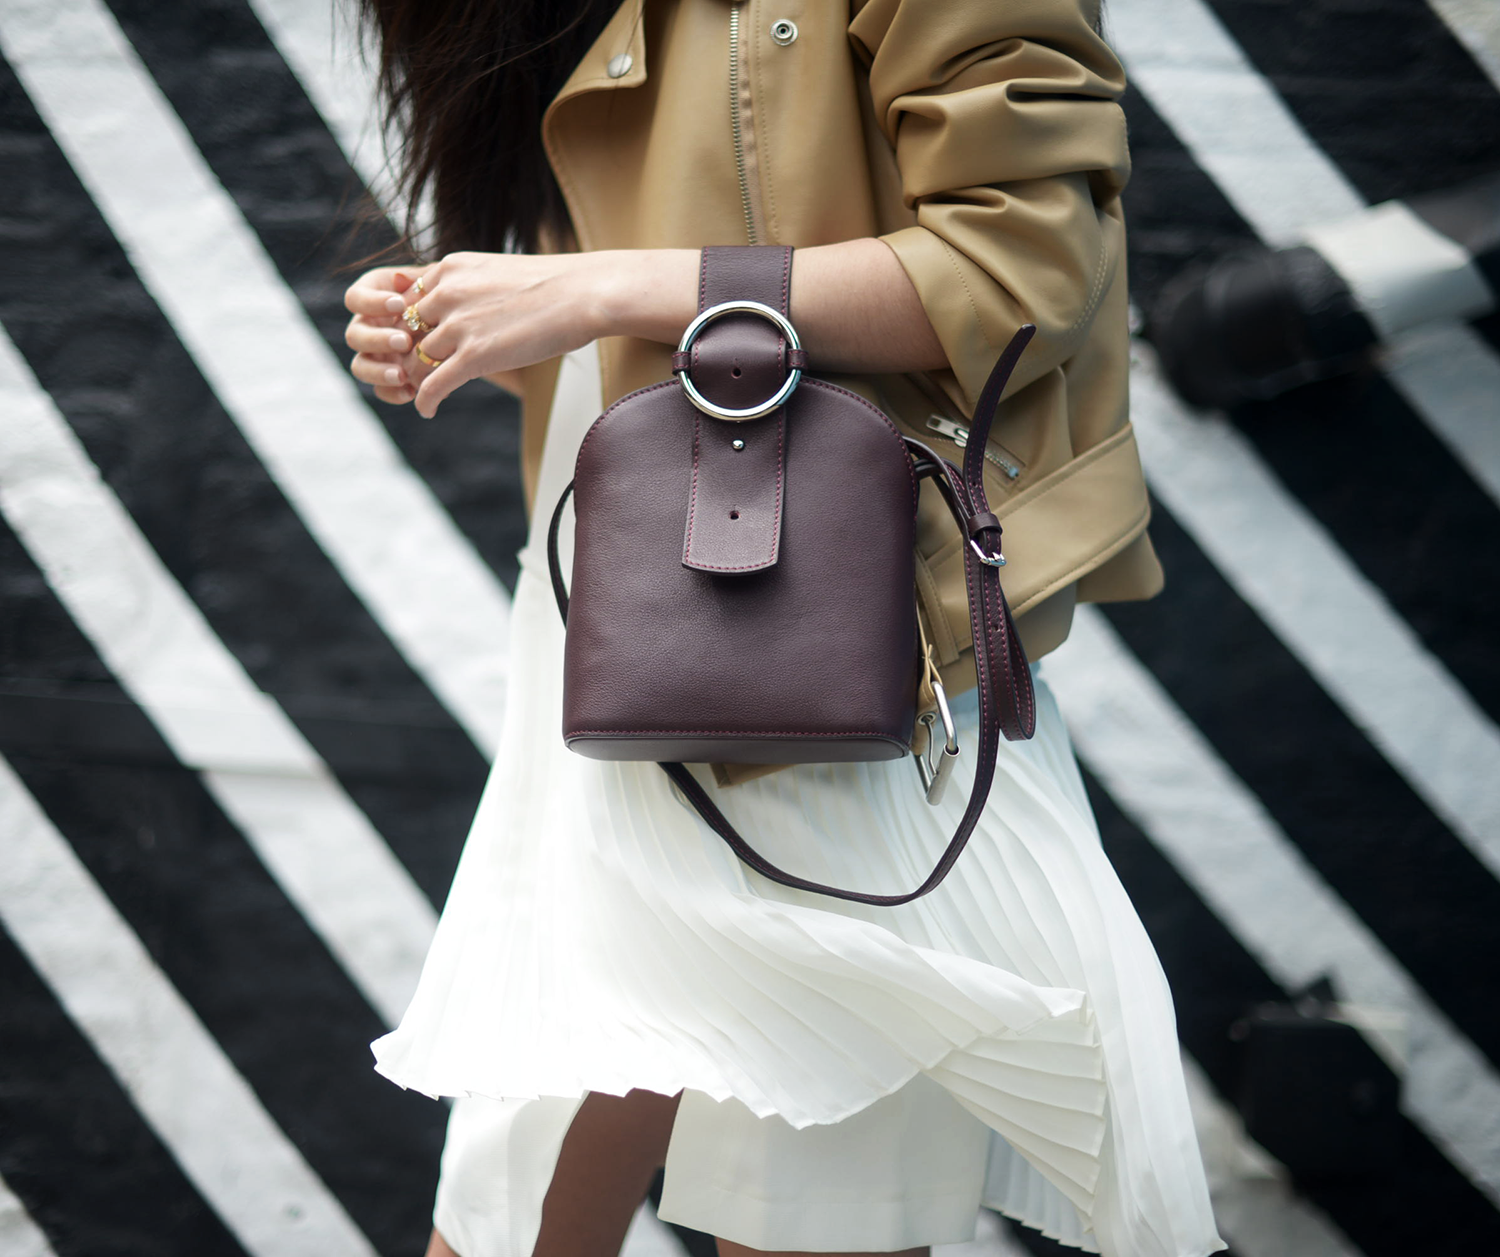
[424,1090,682,1257]
[717,1245,928,1257]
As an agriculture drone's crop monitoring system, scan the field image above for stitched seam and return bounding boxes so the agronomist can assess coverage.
[1011,496,1152,618]
[574,379,681,468]
[684,411,703,559]
[685,410,783,571]
[960,458,1032,736]
[803,380,920,512]
[993,425,1133,519]
[940,240,989,348]
[1065,235,1112,339]
[755,36,781,241]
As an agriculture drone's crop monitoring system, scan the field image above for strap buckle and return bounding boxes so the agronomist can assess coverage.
[914,678,960,805]
[968,537,1006,568]
[673,300,803,422]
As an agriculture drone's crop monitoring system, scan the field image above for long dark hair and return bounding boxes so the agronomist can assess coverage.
[352,0,617,256]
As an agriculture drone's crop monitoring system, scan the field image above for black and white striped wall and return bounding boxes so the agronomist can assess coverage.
[0,1,1496,1255]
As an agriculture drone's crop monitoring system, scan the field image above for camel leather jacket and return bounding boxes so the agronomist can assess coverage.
[518,0,1163,711]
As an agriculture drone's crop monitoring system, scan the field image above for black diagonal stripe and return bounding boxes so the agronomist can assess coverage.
[0,922,249,1257]
[100,0,529,588]
[0,523,445,1257]
[1121,83,1500,728]
[0,52,485,908]
[1102,501,1500,1068]
[1200,0,1500,210]
[1118,84,1262,304]
[1084,770,1500,1254]
[1197,0,1500,361]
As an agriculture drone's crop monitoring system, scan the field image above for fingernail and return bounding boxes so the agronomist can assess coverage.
[385,295,406,313]
[389,331,409,351]
[384,367,401,385]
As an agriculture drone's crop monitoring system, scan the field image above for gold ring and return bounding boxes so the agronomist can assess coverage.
[403,304,433,335]
[415,345,444,368]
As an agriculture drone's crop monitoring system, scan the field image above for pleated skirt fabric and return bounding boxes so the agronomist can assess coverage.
[370,347,1224,1257]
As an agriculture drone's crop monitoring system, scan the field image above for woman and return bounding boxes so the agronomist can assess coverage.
[344,1,1225,1255]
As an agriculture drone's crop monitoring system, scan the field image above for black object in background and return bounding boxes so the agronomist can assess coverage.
[1148,172,1500,409]
[1233,980,1402,1178]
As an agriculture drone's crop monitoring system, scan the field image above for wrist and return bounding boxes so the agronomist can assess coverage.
[588,248,699,345]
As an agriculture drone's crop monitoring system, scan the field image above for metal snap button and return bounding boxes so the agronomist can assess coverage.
[606,53,634,78]
[770,18,798,46]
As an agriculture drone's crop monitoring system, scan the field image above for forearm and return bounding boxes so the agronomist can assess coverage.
[594,239,948,374]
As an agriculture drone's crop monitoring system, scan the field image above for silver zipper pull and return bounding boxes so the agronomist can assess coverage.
[924,415,1022,479]
[925,414,969,448]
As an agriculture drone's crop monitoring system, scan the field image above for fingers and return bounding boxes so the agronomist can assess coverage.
[413,359,464,419]
[349,351,411,390]
[407,346,462,419]
[374,382,417,405]
[352,351,417,405]
[344,259,471,416]
[343,263,433,317]
[345,318,413,356]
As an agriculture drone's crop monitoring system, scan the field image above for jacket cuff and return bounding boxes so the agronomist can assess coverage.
[878,226,998,410]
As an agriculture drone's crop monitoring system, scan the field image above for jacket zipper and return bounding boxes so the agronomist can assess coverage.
[729,12,1013,485]
[728,4,758,244]
[924,415,1022,480]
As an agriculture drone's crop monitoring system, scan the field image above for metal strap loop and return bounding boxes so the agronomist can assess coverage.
[674,300,803,421]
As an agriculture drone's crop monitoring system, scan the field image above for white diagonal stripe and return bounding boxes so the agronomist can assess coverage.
[244,0,397,213]
[0,1176,57,1257]
[1111,0,1500,509]
[1047,607,1500,1203]
[1304,200,1495,339]
[0,328,434,1026]
[0,0,509,755]
[1127,342,1500,883]
[0,756,378,1257]
[1109,0,1364,243]
[1427,0,1500,92]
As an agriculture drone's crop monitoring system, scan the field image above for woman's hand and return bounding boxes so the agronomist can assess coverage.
[343,266,420,405]
[345,252,630,419]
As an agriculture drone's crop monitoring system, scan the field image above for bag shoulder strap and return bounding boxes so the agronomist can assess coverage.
[548,326,1038,907]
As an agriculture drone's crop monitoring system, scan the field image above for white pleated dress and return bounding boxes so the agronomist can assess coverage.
[371,347,1225,1257]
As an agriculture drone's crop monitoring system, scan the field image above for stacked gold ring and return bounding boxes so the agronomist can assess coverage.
[403,304,433,335]
[415,345,444,367]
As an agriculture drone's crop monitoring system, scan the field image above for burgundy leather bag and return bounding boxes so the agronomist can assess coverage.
[547,245,1037,905]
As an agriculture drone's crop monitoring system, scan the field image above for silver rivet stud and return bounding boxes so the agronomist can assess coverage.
[732,439,746,451]
[606,53,633,78]
[770,18,797,45]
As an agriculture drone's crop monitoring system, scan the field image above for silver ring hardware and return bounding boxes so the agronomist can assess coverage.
[968,537,1006,568]
[914,678,961,806]
[770,18,798,45]
[675,300,803,422]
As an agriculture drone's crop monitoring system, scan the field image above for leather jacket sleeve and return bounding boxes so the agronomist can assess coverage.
[848,0,1131,408]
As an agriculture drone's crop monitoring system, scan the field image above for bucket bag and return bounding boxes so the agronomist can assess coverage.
[547,245,1037,905]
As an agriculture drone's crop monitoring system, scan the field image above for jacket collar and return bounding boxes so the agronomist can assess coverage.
[546,0,649,117]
